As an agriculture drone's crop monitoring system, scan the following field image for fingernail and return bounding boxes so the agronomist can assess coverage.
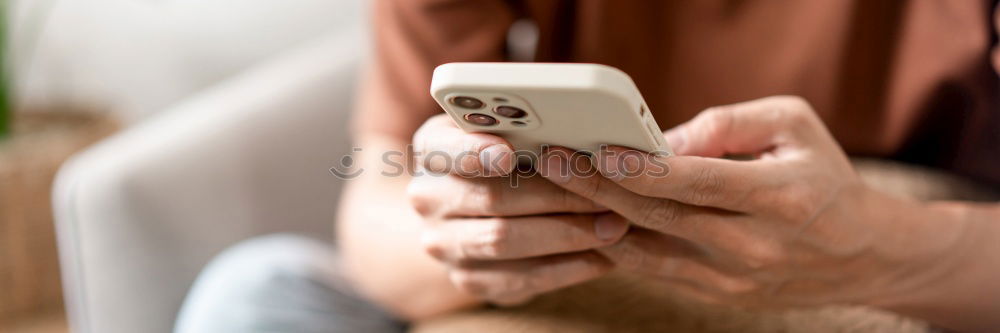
[663,128,685,153]
[480,144,513,175]
[597,150,628,182]
[596,151,617,180]
[542,151,571,184]
[594,214,627,241]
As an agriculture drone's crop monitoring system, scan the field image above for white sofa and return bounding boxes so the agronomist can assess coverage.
[52,25,365,333]
[13,0,360,121]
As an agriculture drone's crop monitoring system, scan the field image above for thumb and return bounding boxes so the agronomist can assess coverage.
[663,96,817,157]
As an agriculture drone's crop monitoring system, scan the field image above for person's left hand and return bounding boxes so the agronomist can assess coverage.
[538,96,969,308]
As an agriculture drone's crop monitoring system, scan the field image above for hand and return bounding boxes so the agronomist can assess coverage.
[407,115,629,305]
[538,96,969,308]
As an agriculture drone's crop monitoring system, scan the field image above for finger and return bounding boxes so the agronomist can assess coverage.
[662,96,826,157]
[413,114,515,176]
[407,173,606,218]
[539,148,741,241]
[597,214,771,269]
[448,251,611,302]
[596,226,704,260]
[422,213,629,261]
[594,146,771,212]
[600,230,758,296]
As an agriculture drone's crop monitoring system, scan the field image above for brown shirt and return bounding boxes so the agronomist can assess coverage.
[358,0,1000,184]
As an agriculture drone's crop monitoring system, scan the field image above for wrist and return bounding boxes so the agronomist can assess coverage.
[866,197,1000,331]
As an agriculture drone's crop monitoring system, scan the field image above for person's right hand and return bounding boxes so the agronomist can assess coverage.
[407,115,629,305]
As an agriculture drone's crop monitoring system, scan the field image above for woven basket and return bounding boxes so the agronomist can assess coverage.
[0,110,119,325]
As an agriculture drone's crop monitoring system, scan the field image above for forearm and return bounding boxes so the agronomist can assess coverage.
[874,199,1000,332]
[335,137,480,321]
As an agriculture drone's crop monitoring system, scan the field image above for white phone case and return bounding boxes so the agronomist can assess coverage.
[431,63,671,161]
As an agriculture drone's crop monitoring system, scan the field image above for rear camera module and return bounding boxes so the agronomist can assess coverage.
[450,96,484,109]
[493,106,527,118]
[464,113,498,126]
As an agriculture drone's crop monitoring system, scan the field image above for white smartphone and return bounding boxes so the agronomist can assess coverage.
[430,63,671,162]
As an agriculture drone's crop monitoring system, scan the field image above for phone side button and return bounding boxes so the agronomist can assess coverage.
[646,121,665,146]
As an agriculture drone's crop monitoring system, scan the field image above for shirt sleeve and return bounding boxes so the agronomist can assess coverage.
[353,0,516,140]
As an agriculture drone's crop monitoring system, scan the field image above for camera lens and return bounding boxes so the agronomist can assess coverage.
[451,96,484,109]
[494,106,527,118]
[464,113,498,126]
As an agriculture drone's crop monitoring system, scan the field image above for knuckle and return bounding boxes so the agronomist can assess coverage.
[696,107,734,137]
[683,167,726,205]
[452,269,530,301]
[467,219,512,258]
[706,105,734,118]
[406,178,438,217]
[604,238,649,271]
[770,183,823,223]
[638,199,681,230]
[502,274,532,296]
[464,181,505,216]
[774,96,817,126]
[420,233,447,260]
[450,270,488,296]
[775,95,813,111]
[783,110,812,129]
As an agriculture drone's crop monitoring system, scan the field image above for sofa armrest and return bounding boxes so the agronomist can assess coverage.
[53,26,364,333]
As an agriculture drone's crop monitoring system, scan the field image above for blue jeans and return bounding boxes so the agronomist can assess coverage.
[174,235,405,333]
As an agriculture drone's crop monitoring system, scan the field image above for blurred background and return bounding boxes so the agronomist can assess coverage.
[2,0,364,331]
